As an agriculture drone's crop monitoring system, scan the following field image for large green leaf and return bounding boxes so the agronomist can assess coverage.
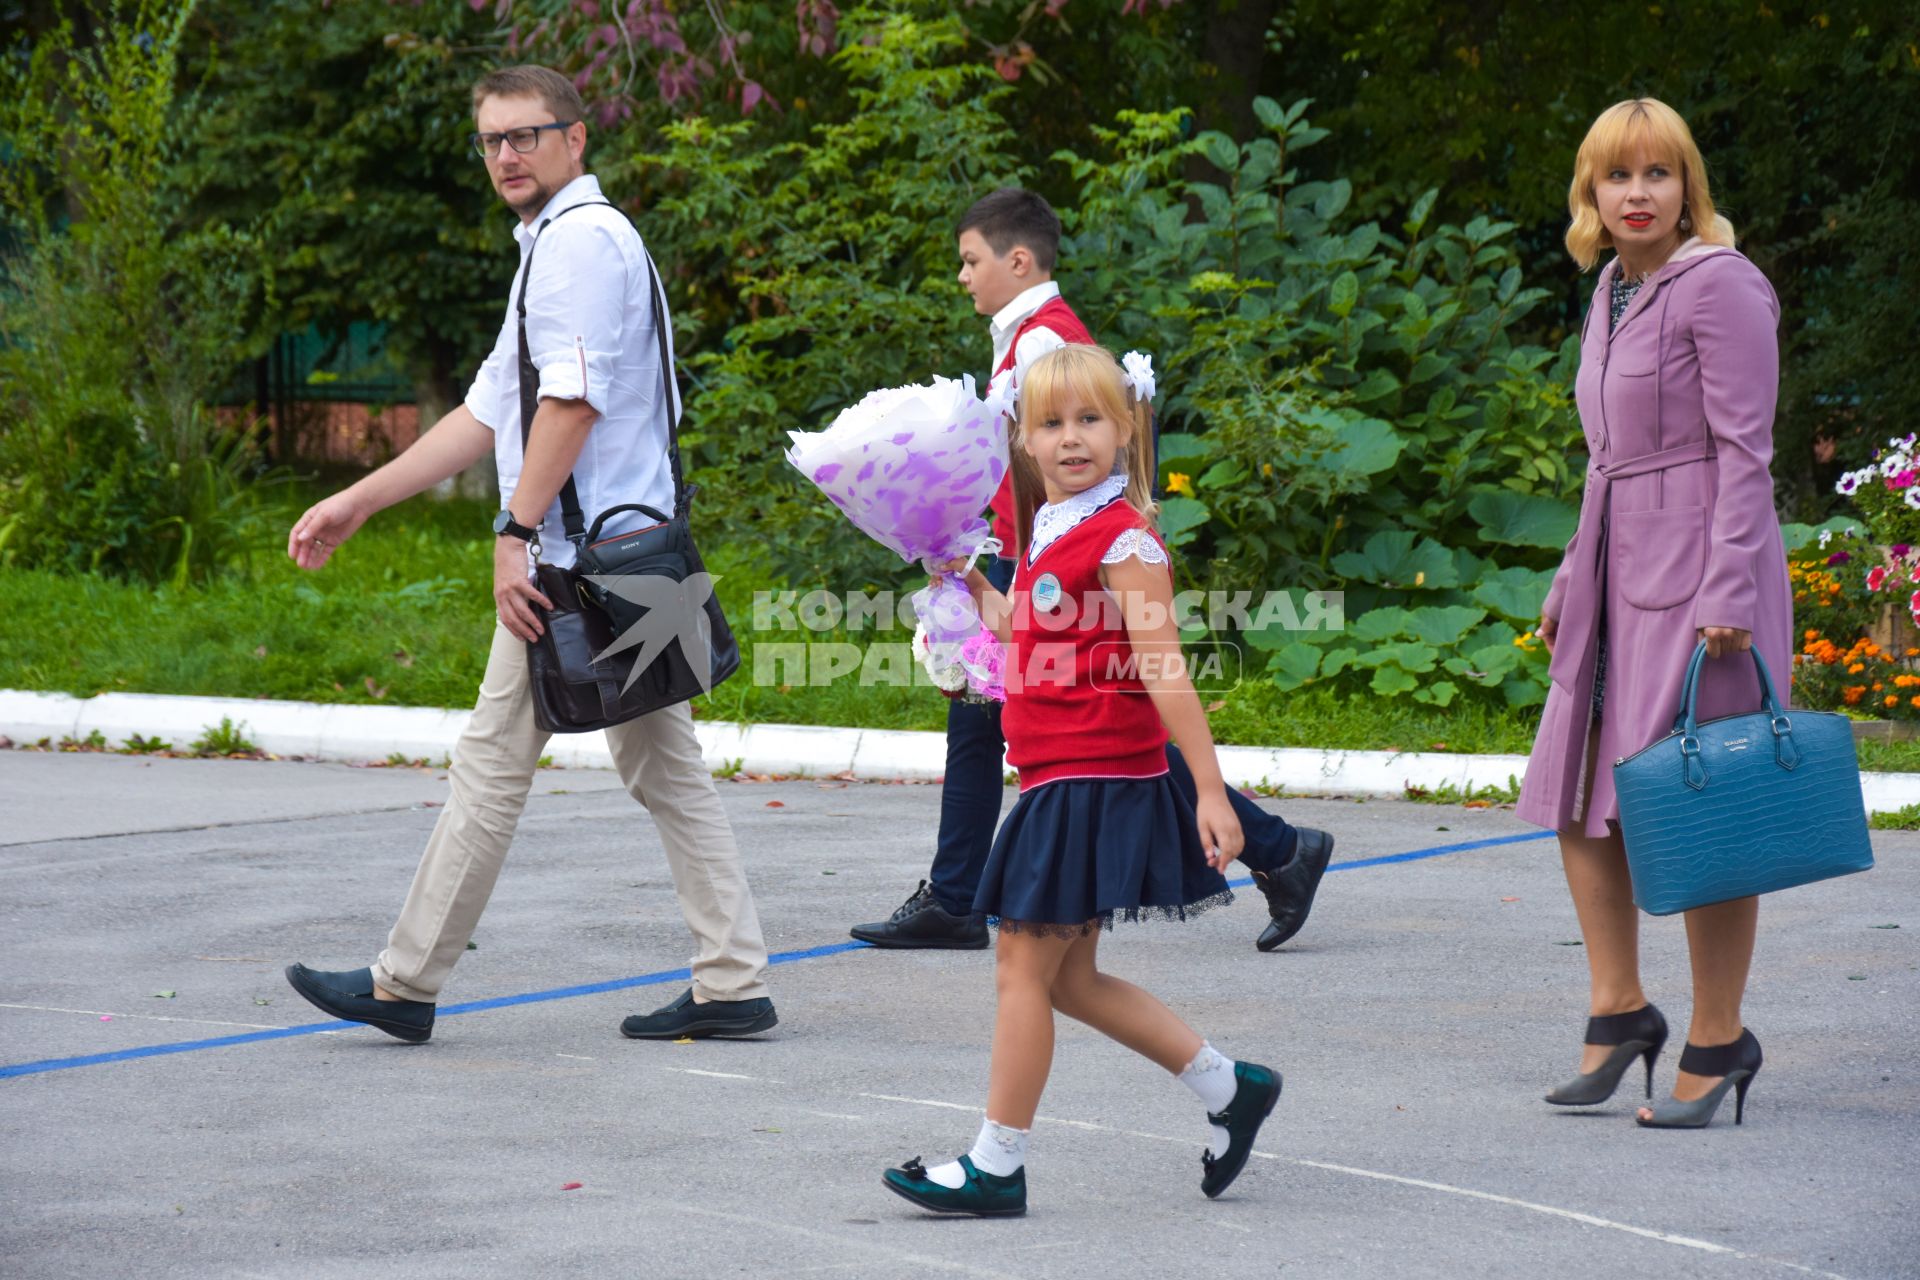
[1346,605,1413,644]
[1370,664,1420,696]
[1779,515,1860,554]
[1467,490,1577,548]
[1156,496,1210,548]
[1155,433,1218,470]
[1318,415,1404,479]
[1268,643,1322,691]
[1404,604,1486,647]
[1355,641,1438,673]
[1470,565,1553,621]
[1331,530,1459,588]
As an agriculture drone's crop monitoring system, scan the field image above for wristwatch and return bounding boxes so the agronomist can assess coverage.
[493,509,538,542]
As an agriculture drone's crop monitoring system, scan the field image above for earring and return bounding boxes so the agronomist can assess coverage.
[1679,209,1693,232]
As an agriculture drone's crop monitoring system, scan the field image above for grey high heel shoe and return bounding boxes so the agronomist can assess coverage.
[1637,1029,1763,1129]
[1544,1004,1668,1106]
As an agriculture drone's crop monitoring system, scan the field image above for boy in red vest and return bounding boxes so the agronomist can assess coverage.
[849,188,1334,952]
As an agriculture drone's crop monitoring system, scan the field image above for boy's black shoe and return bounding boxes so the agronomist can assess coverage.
[620,988,778,1039]
[1254,828,1335,952]
[283,964,435,1043]
[850,880,990,950]
[882,1156,1027,1217]
[1201,1061,1282,1198]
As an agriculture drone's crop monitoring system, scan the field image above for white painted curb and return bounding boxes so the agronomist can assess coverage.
[6,688,1920,808]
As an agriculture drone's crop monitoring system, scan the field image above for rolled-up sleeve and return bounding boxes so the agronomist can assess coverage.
[521,220,627,416]
[1693,257,1782,634]
[463,329,513,432]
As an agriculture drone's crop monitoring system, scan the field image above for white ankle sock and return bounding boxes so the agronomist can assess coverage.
[1178,1042,1237,1158]
[927,1118,1029,1188]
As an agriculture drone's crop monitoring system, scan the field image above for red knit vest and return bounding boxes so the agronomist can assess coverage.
[988,296,1093,552]
[1002,493,1170,791]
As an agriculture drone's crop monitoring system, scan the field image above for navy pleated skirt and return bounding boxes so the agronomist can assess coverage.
[972,773,1234,936]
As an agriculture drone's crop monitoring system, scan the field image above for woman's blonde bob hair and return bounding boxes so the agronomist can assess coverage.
[1009,345,1157,558]
[1565,97,1735,270]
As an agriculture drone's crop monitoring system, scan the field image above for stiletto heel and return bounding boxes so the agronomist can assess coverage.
[1637,1029,1763,1129]
[1545,1004,1668,1107]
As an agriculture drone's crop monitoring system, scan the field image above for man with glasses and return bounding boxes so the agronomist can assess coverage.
[281,65,777,1044]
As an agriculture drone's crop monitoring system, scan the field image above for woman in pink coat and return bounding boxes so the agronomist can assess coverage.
[1515,98,1790,1129]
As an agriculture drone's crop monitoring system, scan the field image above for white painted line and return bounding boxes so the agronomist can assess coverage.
[801,1109,866,1121]
[864,1091,1854,1279]
[554,1053,596,1061]
[0,1002,285,1031]
[678,1206,1019,1279]
[859,1091,978,1113]
[678,1067,759,1081]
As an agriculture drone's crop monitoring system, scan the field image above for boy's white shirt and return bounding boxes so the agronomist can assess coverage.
[989,281,1069,377]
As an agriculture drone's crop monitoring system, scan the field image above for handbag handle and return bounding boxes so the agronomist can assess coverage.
[1671,640,1798,776]
[584,502,672,546]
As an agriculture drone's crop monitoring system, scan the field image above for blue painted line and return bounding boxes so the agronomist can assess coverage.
[1,833,1549,1081]
[1225,829,1552,888]
[0,940,870,1081]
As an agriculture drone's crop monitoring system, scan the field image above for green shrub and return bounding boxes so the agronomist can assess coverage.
[0,0,284,586]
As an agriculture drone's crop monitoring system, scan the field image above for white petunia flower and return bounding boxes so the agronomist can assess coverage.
[1904,488,1920,511]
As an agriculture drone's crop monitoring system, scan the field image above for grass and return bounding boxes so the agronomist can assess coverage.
[11,491,1920,769]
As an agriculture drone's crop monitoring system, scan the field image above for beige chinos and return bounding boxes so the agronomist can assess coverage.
[371,622,769,1004]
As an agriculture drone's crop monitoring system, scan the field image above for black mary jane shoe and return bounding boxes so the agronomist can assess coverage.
[882,1156,1027,1217]
[1201,1061,1283,1198]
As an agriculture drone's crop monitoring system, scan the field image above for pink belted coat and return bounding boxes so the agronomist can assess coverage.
[1514,240,1792,838]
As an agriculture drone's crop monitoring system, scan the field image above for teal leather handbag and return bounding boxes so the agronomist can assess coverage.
[1612,642,1875,915]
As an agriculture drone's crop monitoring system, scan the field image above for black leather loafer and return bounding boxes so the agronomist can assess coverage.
[284,964,434,1043]
[620,988,778,1039]
[1254,828,1335,952]
[850,880,989,950]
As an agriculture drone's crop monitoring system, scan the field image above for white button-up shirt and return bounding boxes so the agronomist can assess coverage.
[464,173,679,570]
[988,281,1070,378]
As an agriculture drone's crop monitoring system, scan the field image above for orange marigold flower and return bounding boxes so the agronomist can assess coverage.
[1804,629,1820,641]
[1845,687,1866,705]
[1848,663,1866,674]
[1887,695,1900,707]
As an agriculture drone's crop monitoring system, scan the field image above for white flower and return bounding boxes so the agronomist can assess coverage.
[1120,350,1157,404]
[1819,529,1834,546]
[1904,488,1920,511]
[1835,474,1859,497]
[1882,454,1906,477]
[912,620,968,692]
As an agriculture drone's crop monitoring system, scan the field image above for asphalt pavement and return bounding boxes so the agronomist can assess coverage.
[1,749,1914,1279]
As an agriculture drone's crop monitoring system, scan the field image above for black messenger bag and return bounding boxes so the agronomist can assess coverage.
[516,201,739,733]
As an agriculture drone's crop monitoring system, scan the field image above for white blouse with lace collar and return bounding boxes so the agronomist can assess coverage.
[1027,473,1169,567]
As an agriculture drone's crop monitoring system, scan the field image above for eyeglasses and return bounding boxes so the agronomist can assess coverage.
[469,121,576,159]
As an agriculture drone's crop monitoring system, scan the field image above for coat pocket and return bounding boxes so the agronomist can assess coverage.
[1612,505,1707,610]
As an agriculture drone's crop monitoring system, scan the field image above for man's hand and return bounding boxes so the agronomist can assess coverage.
[494,535,554,642]
[1196,789,1245,873]
[288,492,371,570]
[1698,625,1752,659]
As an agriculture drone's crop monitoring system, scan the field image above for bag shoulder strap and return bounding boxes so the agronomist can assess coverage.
[514,198,684,545]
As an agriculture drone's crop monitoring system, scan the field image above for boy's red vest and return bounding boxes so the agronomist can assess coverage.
[1002,492,1170,791]
[988,297,1093,552]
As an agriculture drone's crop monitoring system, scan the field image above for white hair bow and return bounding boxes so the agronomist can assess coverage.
[983,367,1020,421]
[1120,350,1156,404]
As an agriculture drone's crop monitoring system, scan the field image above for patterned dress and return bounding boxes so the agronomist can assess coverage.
[1590,273,1646,722]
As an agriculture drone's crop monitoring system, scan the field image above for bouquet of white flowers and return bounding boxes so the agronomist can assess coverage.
[787,373,1016,701]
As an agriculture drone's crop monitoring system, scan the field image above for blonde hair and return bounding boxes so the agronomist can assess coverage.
[1010,345,1158,558]
[1565,97,1736,270]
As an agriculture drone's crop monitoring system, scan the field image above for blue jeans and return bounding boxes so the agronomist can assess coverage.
[927,556,1297,913]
